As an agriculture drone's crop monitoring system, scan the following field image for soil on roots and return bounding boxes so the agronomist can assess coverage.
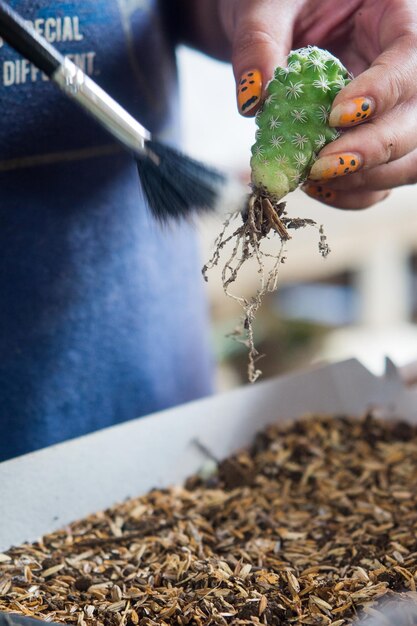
[203,190,330,382]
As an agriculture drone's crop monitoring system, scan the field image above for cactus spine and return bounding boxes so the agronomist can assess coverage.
[251,47,351,200]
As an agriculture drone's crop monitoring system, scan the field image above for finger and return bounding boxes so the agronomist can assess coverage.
[320,147,417,192]
[302,183,391,210]
[230,0,303,116]
[309,98,417,182]
[329,2,417,128]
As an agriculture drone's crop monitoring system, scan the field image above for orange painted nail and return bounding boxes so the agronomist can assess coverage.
[237,69,262,116]
[329,97,374,127]
[309,153,362,182]
[302,183,336,203]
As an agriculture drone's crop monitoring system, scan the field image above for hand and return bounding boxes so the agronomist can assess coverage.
[219,0,417,209]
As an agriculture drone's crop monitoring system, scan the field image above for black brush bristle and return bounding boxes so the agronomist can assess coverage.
[136,140,227,221]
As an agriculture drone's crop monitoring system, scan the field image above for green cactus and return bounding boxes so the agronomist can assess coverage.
[251,47,351,200]
[204,47,351,382]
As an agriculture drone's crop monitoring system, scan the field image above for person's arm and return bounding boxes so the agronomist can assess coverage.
[165,0,305,118]
[167,0,231,61]
[170,0,417,210]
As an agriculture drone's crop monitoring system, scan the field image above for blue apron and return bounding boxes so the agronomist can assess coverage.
[0,0,213,461]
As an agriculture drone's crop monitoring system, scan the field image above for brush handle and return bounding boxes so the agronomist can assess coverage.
[0,0,151,153]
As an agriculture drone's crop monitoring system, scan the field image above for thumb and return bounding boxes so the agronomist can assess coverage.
[228,0,302,117]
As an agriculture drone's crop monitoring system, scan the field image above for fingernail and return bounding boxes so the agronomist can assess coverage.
[237,69,262,116]
[329,97,374,127]
[309,153,362,182]
[302,183,337,203]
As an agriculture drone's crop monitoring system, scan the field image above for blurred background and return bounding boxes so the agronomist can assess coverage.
[178,47,417,391]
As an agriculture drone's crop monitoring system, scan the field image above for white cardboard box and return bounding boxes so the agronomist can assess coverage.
[1,358,417,553]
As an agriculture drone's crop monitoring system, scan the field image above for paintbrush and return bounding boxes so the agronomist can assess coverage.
[0,0,248,221]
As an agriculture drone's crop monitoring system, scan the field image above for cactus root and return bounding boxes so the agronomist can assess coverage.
[204,47,347,381]
[203,189,328,383]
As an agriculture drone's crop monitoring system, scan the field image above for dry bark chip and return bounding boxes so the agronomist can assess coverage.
[1,413,417,625]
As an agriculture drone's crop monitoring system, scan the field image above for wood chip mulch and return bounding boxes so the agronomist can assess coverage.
[1,413,417,625]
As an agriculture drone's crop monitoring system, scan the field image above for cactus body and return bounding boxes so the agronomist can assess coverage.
[251,47,351,200]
